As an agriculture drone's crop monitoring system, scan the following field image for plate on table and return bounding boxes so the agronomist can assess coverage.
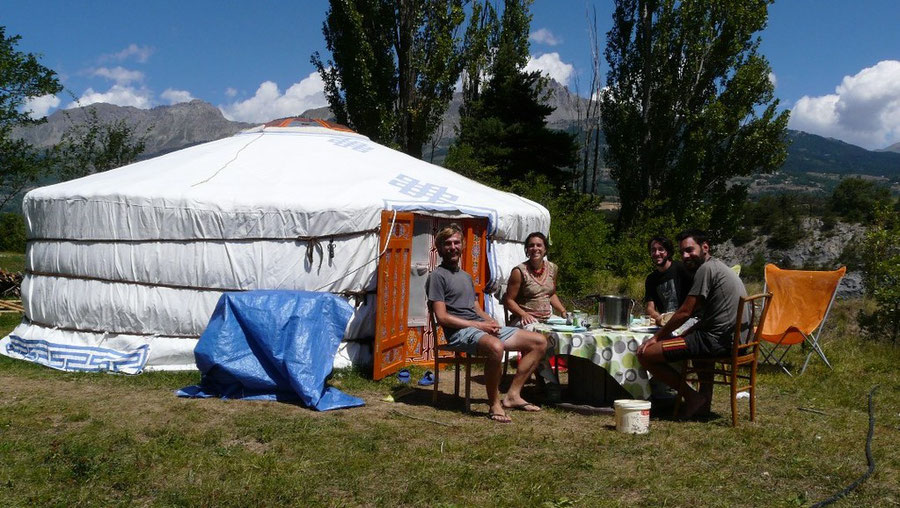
[550,324,587,333]
[546,316,567,325]
[629,325,660,333]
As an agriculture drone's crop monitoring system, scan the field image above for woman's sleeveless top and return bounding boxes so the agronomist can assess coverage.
[514,261,558,320]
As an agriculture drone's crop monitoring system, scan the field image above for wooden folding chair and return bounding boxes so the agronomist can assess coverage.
[761,264,846,375]
[675,293,773,426]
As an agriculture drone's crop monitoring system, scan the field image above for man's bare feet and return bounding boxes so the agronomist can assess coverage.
[502,396,541,412]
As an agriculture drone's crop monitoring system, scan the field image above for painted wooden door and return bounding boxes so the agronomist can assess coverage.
[372,211,414,380]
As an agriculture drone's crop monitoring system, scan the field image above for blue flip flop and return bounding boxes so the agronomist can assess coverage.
[417,370,434,386]
[396,368,411,383]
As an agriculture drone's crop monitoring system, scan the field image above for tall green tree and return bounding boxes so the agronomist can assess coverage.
[446,0,577,187]
[0,26,63,209]
[600,0,789,235]
[53,108,147,181]
[311,0,467,158]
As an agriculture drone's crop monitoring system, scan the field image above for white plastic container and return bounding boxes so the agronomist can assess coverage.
[614,399,651,434]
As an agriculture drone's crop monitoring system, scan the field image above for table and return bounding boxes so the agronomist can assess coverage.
[537,325,654,400]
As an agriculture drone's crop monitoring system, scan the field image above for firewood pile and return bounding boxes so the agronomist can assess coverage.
[0,269,22,299]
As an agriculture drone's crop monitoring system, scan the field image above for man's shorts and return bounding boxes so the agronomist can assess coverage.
[659,330,730,362]
[445,326,519,355]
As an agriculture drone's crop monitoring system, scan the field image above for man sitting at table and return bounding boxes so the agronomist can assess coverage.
[637,229,748,419]
[644,235,693,326]
[428,224,548,423]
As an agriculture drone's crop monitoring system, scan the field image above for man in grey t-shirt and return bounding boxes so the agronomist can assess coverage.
[427,224,548,424]
[637,229,748,419]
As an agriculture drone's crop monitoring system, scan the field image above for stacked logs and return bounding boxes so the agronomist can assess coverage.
[0,269,22,298]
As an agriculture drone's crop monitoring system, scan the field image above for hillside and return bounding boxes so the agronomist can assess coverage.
[13,100,253,159]
[13,87,899,195]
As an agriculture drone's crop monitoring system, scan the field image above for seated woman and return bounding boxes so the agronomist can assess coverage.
[503,232,567,402]
[504,232,568,327]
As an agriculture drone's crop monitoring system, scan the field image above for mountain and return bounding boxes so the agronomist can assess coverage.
[879,141,900,153]
[783,131,900,177]
[14,88,899,193]
[13,100,254,159]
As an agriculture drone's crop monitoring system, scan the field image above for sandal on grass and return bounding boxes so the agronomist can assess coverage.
[487,411,512,424]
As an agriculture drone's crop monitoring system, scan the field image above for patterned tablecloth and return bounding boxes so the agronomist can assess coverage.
[537,325,655,399]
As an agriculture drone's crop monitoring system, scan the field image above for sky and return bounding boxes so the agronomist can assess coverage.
[5,0,900,150]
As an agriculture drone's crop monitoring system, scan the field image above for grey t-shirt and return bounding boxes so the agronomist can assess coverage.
[689,257,748,343]
[427,263,483,337]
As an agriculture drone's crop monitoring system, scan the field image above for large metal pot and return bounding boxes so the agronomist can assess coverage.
[595,295,635,329]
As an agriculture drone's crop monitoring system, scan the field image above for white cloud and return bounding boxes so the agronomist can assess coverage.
[530,28,562,46]
[525,52,574,86]
[768,72,777,88]
[70,85,153,109]
[24,94,61,119]
[92,66,145,85]
[790,60,900,150]
[225,87,238,98]
[218,72,327,123]
[101,43,154,63]
[161,88,195,104]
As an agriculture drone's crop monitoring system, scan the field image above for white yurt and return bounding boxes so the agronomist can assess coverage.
[1,118,549,378]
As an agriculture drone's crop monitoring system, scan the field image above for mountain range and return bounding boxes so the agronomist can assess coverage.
[13,87,899,195]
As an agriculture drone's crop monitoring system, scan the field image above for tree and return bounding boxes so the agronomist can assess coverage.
[311,0,467,158]
[446,0,577,188]
[0,26,63,209]
[828,177,892,224]
[858,204,900,344]
[53,108,148,181]
[600,0,789,235]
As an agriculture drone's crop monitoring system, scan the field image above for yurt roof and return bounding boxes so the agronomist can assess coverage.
[25,118,549,242]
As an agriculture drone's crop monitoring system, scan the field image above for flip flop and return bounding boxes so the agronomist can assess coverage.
[503,402,541,412]
[417,370,434,386]
[487,411,512,424]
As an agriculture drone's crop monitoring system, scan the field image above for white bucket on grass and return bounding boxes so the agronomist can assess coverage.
[614,399,651,434]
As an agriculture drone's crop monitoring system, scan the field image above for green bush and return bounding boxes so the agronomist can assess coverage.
[858,205,900,343]
[0,212,26,252]
[829,177,892,224]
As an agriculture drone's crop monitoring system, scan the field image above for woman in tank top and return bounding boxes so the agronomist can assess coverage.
[503,232,568,327]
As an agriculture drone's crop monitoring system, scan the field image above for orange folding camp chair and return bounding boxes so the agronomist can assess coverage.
[761,264,846,375]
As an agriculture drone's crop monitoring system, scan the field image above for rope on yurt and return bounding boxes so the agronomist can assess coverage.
[313,210,397,292]
[810,385,879,507]
[190,131,265,187]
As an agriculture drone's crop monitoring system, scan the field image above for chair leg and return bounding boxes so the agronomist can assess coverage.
[730,366,738,427]
[502,351,509,380]
[464,360,472,413]
[750,360,757,422]
[454,356,461,397]
[433,358,440,404]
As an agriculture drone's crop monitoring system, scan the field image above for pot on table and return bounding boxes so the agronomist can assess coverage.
[594,295,635,330]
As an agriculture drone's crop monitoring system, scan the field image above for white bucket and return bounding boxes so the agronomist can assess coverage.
[614,399,651,434]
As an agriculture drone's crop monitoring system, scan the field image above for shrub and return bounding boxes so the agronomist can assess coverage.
[0,213,26,252]
[828,177,892,224]
[858,205,900,343]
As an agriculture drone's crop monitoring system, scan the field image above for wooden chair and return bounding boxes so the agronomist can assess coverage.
[674,292,773,426]
[429,308,488,414]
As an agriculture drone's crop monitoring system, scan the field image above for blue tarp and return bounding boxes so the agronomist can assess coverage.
[176,290,364,411]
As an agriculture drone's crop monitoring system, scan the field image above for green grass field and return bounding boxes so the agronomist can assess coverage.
[0,299,898,507]
[0,251,25,273]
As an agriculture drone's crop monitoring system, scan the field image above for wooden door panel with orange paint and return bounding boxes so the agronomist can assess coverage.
[373,211,414,380]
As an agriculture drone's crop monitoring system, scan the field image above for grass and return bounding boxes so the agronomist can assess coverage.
[0,251,25,273]
[1,301,899,506]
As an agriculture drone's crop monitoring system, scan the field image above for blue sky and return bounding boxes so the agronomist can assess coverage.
[6,0,900,150]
